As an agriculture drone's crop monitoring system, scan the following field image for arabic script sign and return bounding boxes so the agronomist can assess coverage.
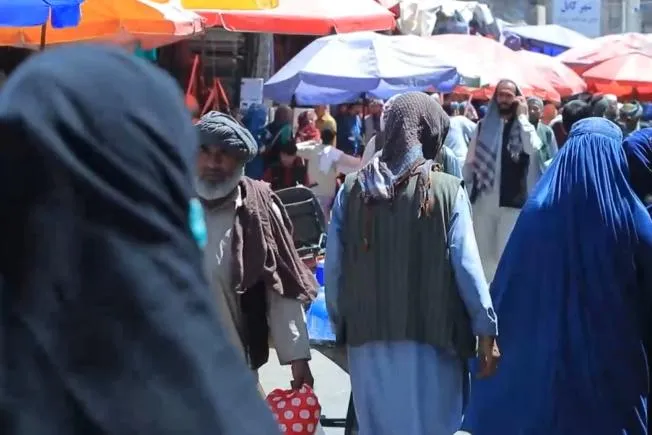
[552,0,601,37]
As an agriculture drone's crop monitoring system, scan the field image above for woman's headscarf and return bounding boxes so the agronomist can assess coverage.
[623,128,652,214]
[242,103,268,179]
[463,118,652,434]
[296,110,321,141]
[0,45,277,434]
[358,92,449,213]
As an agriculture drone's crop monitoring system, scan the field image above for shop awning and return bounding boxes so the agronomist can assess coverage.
[196,0,396,35]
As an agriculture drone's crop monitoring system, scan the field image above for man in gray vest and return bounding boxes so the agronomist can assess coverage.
[324,92,499,435]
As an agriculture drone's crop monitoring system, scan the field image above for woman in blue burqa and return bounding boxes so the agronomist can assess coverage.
[623,128,652,432]
[462,118,652,434]
[0,45,278,434]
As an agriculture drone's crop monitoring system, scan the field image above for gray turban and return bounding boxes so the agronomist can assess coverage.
[196,111,257,163]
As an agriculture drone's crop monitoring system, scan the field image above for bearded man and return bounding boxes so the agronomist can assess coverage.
[527,96,558,170]
[325,93,499,434]
[463,79,543,282]
[195,111,316,390]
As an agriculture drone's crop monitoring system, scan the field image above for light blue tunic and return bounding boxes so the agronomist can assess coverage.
[325,184,497,435]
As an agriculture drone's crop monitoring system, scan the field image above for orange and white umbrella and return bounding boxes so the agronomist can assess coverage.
[582,52,652,97]
[514,50,586,98]
[558,32,652,97]
[557,32,652,74]
[429,35,561,102]
[193,0,395,35]
[0,0,204,50]
[178,0,278,9]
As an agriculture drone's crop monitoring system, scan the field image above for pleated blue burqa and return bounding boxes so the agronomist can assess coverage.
[462,118,652,435]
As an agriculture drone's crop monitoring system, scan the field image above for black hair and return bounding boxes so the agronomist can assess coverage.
[562,100,592,133]
[495,79,518,92]
[443,103,457,116]
[278,138,298,156]
[321,129,335,145]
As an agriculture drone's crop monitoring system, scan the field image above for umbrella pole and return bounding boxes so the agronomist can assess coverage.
[39,24,47,51]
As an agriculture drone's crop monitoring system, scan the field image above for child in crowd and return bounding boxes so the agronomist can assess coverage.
[263,140,310,191]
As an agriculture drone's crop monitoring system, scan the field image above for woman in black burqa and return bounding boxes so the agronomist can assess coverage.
[0,45,278,434]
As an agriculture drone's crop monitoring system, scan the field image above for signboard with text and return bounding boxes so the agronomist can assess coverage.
[552,0,601,37]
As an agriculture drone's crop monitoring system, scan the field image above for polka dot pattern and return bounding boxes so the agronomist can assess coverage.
[266,386,322,434]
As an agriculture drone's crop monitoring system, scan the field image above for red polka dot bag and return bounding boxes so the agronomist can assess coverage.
[266,385,322,434]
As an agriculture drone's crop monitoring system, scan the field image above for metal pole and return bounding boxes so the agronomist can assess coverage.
[626,0,642,31]
[39,24,47,50]
[535,4,547,25]
[621,0,628,32]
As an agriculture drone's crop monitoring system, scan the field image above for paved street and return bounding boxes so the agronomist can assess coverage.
[259,348,351,435]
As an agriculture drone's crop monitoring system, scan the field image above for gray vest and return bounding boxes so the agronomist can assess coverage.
[340,167,475,358]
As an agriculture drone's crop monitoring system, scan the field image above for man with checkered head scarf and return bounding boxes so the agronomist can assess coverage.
[194,111,317,392]
[463,79,543,282]
[324,92,499,434]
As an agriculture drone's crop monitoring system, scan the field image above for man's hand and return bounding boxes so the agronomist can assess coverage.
[516,96,529,117]
[290,359,314,390]
[477,336,500,379]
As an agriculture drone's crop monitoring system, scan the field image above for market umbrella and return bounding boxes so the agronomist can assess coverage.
[581,52,652,97]
[263,32,474,105]
[428,34,561,102]
[557,32,652,74]
[0,0,84,49]
[178,0,277,9]
[194,0,395,35]
[0,0,204,50]
[504,24,589,50]
[514,50,586,97]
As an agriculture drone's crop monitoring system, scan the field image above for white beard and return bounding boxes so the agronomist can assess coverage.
[195,168,243,201]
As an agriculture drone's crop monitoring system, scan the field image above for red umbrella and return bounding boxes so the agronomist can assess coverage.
[197,0,396,35]
[428,34,561,102]
[557,32,652,74]
[514,50,586,97]
[582,52,652,97]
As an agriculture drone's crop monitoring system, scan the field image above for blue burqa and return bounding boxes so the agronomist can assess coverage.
[623,128,652,216]
[462,118,652,435]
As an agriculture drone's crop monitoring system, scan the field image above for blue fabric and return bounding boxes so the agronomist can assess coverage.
[335,113,362,156]
[442,146,462,178]
[623,128,652,217]
[189,198,207,248]
[242,103,268,179]
[463,118,652,435]
[0,0,83,27]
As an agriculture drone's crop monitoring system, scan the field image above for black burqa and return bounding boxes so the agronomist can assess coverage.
[0,45,278,434]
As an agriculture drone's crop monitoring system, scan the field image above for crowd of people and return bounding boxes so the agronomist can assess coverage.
[1,43,651,435]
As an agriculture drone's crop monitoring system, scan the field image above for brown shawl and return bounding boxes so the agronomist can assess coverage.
[231,177,316,301]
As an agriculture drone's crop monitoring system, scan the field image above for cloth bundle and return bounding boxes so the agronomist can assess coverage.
[266,386,322,434]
